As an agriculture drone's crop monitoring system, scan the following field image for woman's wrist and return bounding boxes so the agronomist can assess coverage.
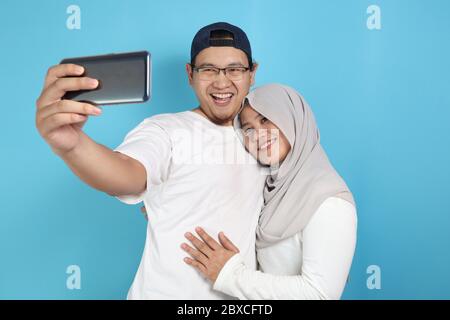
[213,253,244,294]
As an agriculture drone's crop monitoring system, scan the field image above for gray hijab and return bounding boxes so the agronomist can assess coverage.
[233,84,355,249]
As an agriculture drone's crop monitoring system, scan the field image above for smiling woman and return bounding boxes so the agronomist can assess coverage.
[182,84,357,300]
[239,99,292,166]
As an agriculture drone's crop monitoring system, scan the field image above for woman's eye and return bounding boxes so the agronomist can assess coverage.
[261,117,268,124]
[244,128,254,136]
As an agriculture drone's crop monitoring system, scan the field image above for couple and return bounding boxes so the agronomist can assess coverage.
[144,83,358,300]
[138,23,356,299]
[35,21,356,300]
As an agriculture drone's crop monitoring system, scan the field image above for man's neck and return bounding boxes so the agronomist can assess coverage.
[191,107,233,126]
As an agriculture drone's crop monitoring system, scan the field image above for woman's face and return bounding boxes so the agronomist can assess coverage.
[239,104,291,166]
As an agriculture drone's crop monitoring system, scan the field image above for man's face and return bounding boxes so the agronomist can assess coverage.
[186,47,257,126]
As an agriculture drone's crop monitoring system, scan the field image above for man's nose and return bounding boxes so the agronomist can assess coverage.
[212,71,232,88]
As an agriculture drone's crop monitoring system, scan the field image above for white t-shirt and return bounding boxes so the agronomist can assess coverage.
[114,111,267,299]
[213,197,357,300]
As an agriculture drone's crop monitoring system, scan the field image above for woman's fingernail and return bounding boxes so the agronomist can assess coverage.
[89,79,98,87]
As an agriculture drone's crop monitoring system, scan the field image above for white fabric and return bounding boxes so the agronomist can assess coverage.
[213,197,357,300]
[114,111,267,299]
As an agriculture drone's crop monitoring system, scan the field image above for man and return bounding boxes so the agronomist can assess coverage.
[35,22,266,299]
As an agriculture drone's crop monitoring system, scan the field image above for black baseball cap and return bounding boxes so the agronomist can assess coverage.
[190,22,253,68]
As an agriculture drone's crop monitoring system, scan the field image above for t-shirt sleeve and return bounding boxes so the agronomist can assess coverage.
[113,117,172,205]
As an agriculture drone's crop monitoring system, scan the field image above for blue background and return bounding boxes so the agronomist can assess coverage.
[1,0,449,299]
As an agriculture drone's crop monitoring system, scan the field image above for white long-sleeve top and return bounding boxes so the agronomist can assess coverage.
[213,197,357,300]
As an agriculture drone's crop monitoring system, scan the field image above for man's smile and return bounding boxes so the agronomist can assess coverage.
[210,92,235,106]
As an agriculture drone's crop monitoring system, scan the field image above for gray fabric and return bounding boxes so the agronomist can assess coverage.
[233,84,355,249]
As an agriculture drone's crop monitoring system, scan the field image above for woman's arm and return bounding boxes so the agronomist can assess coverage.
[182,197,357,300]
[213,253,329,300]
[216,197,357,300]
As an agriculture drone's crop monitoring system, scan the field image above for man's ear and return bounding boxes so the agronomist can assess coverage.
[186,63,194,85]
[249,63,259,87]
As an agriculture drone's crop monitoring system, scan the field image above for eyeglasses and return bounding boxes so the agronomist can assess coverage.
[191,65,251,81]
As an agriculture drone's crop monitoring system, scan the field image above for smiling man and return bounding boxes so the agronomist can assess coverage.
[115,22,267,299]
[35,22,266,299]
[187,25,256,125]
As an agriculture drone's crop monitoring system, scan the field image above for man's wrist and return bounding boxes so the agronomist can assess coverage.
[55,132,89,161]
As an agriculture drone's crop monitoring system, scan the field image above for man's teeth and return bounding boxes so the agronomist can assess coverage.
[211,93,233,99]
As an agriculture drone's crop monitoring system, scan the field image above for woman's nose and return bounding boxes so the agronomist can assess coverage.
[256,128,269,140]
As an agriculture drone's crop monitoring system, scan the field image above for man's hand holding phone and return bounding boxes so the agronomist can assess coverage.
[34,62,147,197]
[35,63,102,157]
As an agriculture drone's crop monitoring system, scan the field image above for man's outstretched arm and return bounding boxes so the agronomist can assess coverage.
[35,63,146,197]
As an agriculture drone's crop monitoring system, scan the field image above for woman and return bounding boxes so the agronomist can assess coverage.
[181,84,357,300]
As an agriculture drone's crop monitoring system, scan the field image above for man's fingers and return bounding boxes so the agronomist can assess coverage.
[181,243,208,266]
[37,77,99,108]
[185,232,213,257]
[218,232,240,253]
[43,64,85,90]
[39,113,87,137]
[38,99,102,122]
[195,227,220,250]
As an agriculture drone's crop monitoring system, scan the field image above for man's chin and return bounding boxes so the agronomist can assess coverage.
[210,116,234,126]
[210,107,239,125]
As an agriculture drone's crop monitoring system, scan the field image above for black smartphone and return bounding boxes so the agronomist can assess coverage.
[60,51,151,106]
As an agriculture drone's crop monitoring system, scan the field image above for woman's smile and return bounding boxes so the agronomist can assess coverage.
[259,137,277,151]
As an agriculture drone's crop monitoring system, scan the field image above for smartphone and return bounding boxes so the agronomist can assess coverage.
[60,51,151,106]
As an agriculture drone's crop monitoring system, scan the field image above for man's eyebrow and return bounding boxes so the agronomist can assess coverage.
[227,62,246,67]
[241,114,263,128]
[196,62,247,68]
[196,63,216,67]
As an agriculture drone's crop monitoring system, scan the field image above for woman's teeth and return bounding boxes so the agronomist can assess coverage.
[259,138,277,151]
